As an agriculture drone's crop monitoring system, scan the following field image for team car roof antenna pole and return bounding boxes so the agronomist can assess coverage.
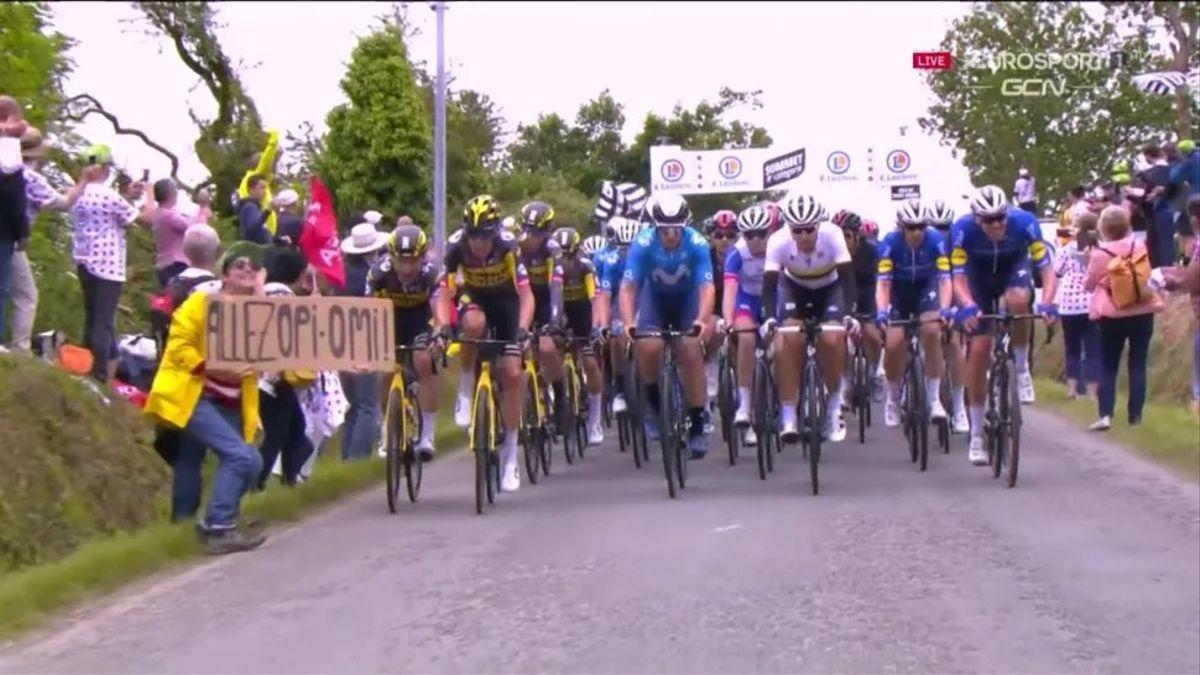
[431,0,447,263]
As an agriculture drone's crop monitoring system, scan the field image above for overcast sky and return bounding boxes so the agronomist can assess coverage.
[48,1,985,219]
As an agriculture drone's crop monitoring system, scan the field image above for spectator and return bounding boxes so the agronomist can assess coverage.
[1014,166,1038,214]
[1136,144,1178,269]
[149,178,193,288]
[1163,195,1200,415]
[0,95,29,354]
[237,174,272,244]
[7,127,89,353]
[235,129,280,237]
[145,240,269,555]
[272,188,303,247]
[337,221,389,461]
[70,144,156,382]
[256,246,317,489]
[1055,212,1100,399]
[1085,206,1165,431]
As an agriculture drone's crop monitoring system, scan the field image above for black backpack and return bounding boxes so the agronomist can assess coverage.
[149,272,216,356]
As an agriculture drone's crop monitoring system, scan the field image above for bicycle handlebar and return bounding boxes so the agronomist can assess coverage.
[629,325,702,341]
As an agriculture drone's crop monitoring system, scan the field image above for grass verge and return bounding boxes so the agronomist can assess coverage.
[0,382,464,644]
[1034,376,1200,482]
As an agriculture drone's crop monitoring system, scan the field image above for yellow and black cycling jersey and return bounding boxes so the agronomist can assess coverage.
[367,257,440,310]
[440,227,530,296]
[520,235,561,290]
[554,254,597,305]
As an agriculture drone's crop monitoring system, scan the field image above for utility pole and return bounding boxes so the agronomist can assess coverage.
[431,1,447,262]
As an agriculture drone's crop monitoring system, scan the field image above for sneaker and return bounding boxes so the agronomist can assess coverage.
[884,399,901,428]
[688,429,708,460]
[376,436,387,459]
[825,413,847,443]
[416,440,435,463]
[952,407,970,435]
[203,527,266,556]
[968,437,988,465]
[587,421,603,446]
[454,393,472,428]
[733,407,751,428]
[613,394,627,414]
[643,414,661,442]
[1088,416,1112,432]
[500,458,521,492]
[704,405,716,435]
[743,426,758,446]
[1017,372,1035,405]
[930,398,948,421]
[780,418,799,444]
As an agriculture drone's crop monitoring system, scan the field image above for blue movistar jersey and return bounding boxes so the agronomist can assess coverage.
[622,226,714,295]
[950,207,1050,281]
[877,227,950,286]
[596,246,626,294]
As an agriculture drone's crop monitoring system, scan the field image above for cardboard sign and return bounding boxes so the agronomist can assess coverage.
[205,295,395,372]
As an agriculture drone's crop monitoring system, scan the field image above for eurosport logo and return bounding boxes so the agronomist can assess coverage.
[886,149,911,174]
[661,159,685,183]
[718,156,742,179]
[826,151,851,175]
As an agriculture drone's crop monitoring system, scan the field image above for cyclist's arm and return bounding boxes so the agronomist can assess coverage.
[697,282,716,325]
[1029,238,1057,304]
[618,280,638,330]
[434,272,455,328]
[949,231,976,307]
[550,262,564,324]
[593,290,611,328]
[875,250,893,314]
[721,246,742,325]
[693,234,715,325]
[831,227,854,320]
[935,233,953,310]
[761,235,783,321]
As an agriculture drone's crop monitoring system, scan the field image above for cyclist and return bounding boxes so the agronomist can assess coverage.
[501,215,520,238]
[516,200,568,431]
[592,216,640,414]
[437,194,535,492]
[760,193,859,443]
[368,224,444,461]
[619,193,716,458]
[703,210,738,424]
[550,227,605,445]
[833,208,884,405]
[952,185,1058,466]
[722,204,772,445]
[861,218,880,243]
[581,234,607,259]
[875,199,954,428]
[925,198,970,434]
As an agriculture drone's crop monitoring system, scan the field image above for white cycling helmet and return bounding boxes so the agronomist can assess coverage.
[736,205,772,233]
[970,185,1009,218]
[780,193,824,226]
[607,216,641,245]
[895,198,925,226]
[643,193,692,227]
[581,234,606,257]
[924,199,955,229]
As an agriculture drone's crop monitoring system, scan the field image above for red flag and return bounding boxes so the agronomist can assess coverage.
[299,176,346,290]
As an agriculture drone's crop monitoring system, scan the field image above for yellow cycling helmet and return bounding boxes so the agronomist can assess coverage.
[389,224,428,258]
[463,194,502,231]
[551,226,582,256]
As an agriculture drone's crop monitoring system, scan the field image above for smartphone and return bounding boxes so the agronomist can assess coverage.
[141,169,150,182]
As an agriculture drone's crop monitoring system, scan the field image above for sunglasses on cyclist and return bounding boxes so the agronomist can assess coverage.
[980,214,1006,226]
[743,230,769,240]
[711,231,735,240]
[791,226,817,235]
[903,223,925,232]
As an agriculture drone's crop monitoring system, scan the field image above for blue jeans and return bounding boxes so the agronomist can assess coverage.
[1193,330,1200,403]
[1097,314,1154,423]
[172,432,206,522]
[257,382,313,488]
[180,396,263,530]
[1061,314,1100,393]
[0,240,15,341]
[339,371,380,460]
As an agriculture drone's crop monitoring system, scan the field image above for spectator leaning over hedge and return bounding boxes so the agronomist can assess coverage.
[256,245,318,490]
[1085,205,1165,432]
[70,144,157,382]
[237,174,272,245]
[1054,212,1101,399]
[145,240,269,555]
[8,126,90,353]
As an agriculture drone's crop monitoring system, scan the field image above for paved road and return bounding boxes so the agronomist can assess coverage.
[2,405,1198,674]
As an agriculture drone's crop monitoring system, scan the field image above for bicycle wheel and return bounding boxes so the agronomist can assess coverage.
[539,380,554,476]
[765,367,778,473]
[717,349,737,466]
[912,353,929,472]
[659,364,680,499]
[404,393,423,502]
[753,358,771,480]
[522,378,541,485]
[560,366,578,466]
[473,388,492,515]
[854,350,868,444]
[385,386,403,514]
[990,362,1007,480]
[804,362,822,495]
[672,375,689,490]
[1004,358,1022,488]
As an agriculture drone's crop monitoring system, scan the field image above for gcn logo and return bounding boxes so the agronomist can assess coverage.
[718,156,743,179]
[661,159,685,183]
[886,150,911,174]
[826,151,851,175]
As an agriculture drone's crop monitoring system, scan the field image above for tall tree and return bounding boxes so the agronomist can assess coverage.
[919,2,1176,213]
[0,2,74,130]
[317,22,432,225]
[1105,1,1200,140]
[133,1,267,209]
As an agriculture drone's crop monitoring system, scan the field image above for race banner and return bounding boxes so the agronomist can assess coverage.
[205,294,395,372]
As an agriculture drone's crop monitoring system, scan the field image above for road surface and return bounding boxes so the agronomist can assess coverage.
[2,405,1198,674]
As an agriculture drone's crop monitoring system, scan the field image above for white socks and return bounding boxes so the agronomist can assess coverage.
[737,386,751,416]
[588,393,602,427]
[421,412,437,445]
[502,430,518,462]
[705,360,719,398]
[781,404,797,427]
[459,370,476,398]
[969,405,985,438]
[1013,344,1030,374]
[887,380,903,404]
[925,377,941,406]
[952,385,966,415]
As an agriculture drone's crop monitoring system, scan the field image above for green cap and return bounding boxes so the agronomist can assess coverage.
[85,143,112,165]
[219,241,268,274]
[1112,160,1130,174]
[1179,139,1196,154]
[1112,172,1132,185]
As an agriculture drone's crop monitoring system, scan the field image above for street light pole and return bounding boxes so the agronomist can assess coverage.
[432,0,447,262]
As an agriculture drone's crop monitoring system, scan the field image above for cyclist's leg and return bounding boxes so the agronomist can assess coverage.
[732,293,760,422]
[485,294,524,490]
[569,302,604,443]
[413,331,441,455]
[815,284,848,438]
[882,318,907,425]
[609,317,630,412]
[454,296,486,428]
[915,283,946,418]
[947,324,968,429]
[773,278,807,435]
[673,290,710,455]
[1003,265,1036,402]
[964,274,999,463]
[634,290,667,436]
